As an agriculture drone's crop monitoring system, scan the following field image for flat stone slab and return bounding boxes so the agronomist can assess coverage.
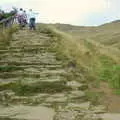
[67,81,83,89]
[45,97,67,103]
[0,105,55,120]
[66,102,90,110]
[91,105,107,113]
[45,94,67,103]
[100,113,120,120]
[69,90,85,98]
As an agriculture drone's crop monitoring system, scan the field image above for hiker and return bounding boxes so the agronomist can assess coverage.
[27,9,38,30]
[23,10,28,25]
[17,8,26,28]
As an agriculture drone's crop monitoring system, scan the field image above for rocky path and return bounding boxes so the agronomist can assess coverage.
[0,29,120,120]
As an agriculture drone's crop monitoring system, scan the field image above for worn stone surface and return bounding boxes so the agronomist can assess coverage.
[66,102,90,110]
[91,105,107,114]
[0,105,55,120]
[69,90,86,99]
[54,107,103,120]
[0,30,62,119]
[100,113,120,120]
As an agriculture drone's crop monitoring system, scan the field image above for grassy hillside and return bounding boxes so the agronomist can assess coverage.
[0,23,119,114]
[38,23,120,96]
[49,21,120,50]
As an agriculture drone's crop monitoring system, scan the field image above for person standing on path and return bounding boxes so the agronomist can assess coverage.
[17,8,25,28]
[27,9,38,30]
[23,10,28,25]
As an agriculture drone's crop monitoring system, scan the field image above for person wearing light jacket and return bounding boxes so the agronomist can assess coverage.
[27,9,38,30]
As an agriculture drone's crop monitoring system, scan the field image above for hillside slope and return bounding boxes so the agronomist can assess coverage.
[44,23,120,113]
[0,27,110,120]
[0,23,120,119]
[50,21,120,49]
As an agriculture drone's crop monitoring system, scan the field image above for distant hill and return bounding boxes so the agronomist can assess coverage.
[48,20,120,50]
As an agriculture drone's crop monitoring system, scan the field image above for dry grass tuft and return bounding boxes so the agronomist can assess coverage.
[0,25,19,45]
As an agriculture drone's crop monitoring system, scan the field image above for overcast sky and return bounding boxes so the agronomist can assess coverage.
[0,0,119,26]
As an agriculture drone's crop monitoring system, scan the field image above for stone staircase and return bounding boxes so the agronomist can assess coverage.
[0,30,63,83]
[0,29,119,120]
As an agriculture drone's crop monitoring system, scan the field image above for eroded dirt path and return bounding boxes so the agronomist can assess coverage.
[93,82,120,113]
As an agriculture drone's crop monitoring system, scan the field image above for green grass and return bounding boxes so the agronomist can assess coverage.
[0,66,23,72]
[98,55,120,89]
[114,89,120,95]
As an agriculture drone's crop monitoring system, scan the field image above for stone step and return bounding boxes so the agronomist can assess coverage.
[0,47,48,51]
[0,61,61,66]
[0,59,59,65]
[0,71,65,79]
[0,44,49,50]
[66,102,90,110]
[0,48,48,54]
[0,79,64,87]
[13,36,49,41]
[0,53,57,60]
[10,38,49,47]
[0,52,56,58]
[14,32,50,39]
[0,66,62,73]
[0,105,54,120]
[2,69,64,74]
[67,81,88,90]
[68,90,86,99]
[0,76,64,84]
[10,93,67,105]
[12,36,50,42]
[100,113,120,120]
[0,65,62,70]
[11,44,49,48]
